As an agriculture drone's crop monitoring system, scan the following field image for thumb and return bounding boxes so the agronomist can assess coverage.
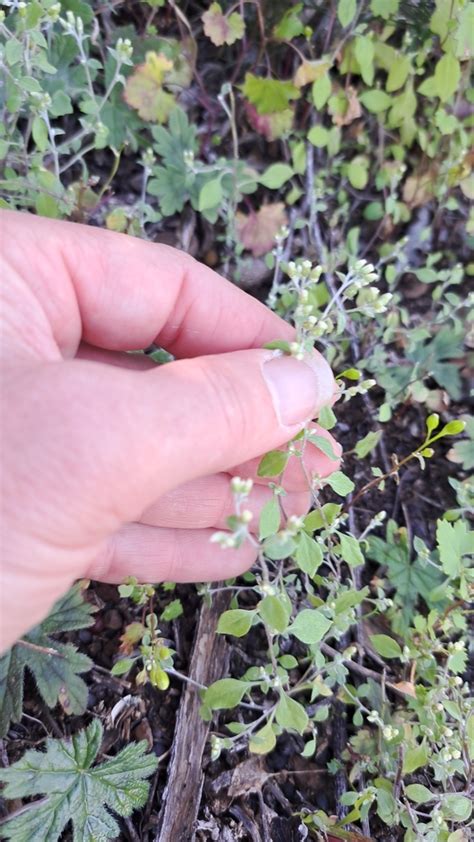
[6,349,334,542]
[82,347,334,524]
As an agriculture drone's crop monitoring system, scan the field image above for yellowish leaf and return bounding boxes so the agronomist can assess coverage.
[294,59,330,88]
[124,52,176,123]
[202,2,245,46]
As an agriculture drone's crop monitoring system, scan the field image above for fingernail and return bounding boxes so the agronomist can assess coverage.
[263,353,334,426]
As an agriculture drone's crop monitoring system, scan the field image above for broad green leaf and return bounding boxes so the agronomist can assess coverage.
[405,784,433,804]
[276,693,308,734]
[304,503,342,531]
[259,595,290,634]
[259,163,294,189]
[198,177,223,212]
[436,518,471,577]
[370,633,402,659]
[249,720,276,754]
[312,74,331,109]
[32,116,48,152]
[257,449,289,477]
[295,532,323,576]
[202,2,245,46]
[307,433,338,460]
[263,533,296,560]
[273,3,305,40]
[204,678,251,710]
[289,609,332,644]
[370,0,399,18]
[347,155,369,189]
[402,743,429,775]
[0,583,95,737]
[307,125,329,148]
[355,429,382,458]
[354,36,374,86]
[259,497,281,540]
[217,609,255,637]
[242,73,300,114]
[386,54,411,91]
[0,720,157,842]
[338,533,364,566]
[359,89,392,113]
[124,52,176,123]
[433,53,461,102]
[326,471,355,497]
[337,0,356,27]
[318,405,337,430]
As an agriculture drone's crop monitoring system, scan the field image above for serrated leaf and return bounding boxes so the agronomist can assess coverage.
[124,52,175,122]
[203,678,251,710]
[370,633,402,659]
[242,73,300,115]
[217,609,255,637]
[289,609,332,644]
[0,719,158,842]
[276,693,308,734]
[273,4,305,40]
[257,449,289,477]
[436,518,471,577]
[202,2,244,46]
[259,497,281,540]
[295,532,323,576]
[0,583,95,737]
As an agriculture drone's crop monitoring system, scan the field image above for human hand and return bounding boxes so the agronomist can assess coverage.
[0,211,339,649]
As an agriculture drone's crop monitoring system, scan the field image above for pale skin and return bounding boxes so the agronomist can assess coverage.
[0,210,340,651]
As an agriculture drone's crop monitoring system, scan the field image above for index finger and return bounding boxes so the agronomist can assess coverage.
[2,210,294,358]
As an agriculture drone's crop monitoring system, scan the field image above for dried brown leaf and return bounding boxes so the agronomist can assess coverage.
[236,203,287,257]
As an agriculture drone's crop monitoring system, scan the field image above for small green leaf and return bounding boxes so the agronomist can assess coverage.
[312,74,331,109]
[198,177,223,212]
[111,658,135,676]
[161,598,183,621]
[289,609,332,644]
[432,53,461,103]
[355,430,382,458]
[307,433,338,461]
[307,125,329,148]
[295,532,323,576]
[326,471,354,497]
[257,450,289,477]
[276,693,308,734]
[263,533,296,560]
[249,720,276,754]
[304,503,342,531]
[442,794,472,822]
[337,0,356,28]
[318,405,337,430]
[259,595,290,634]
[405,783,433,804]
[259,497,281,540]
[263,340,292,353]
[203,678,251,710]
[259,163,294,189]
[360,89,392,113]
[338,533,364,566]
[32,116,49,152]
[217,609,255,637]
[347,155,369,190]
[402,743,429,775]
[370,633,402,659]
[337,368,360,380]
[436,518,470,577]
